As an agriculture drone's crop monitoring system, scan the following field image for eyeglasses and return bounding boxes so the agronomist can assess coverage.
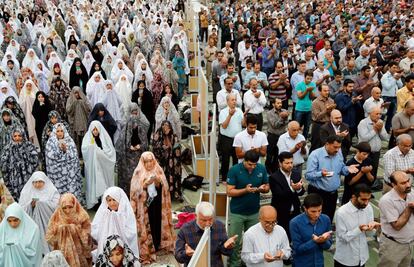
[263,220,277,226]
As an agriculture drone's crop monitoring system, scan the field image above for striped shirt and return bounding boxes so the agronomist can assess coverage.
[268,72,288,100]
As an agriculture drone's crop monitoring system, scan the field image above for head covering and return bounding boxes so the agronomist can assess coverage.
[0,81,17,105]
[82,51,95,76]
[0,202,42,265]
[89,61,107,80]
[22,48,40,71]
[65,86,91,134]
[1,96,26,129]
[95,235,141,267]
[155,96,181,139]
[110,58,133,84]
[91,187,139,258]
[41,250,70,267]
[18,171,59,207]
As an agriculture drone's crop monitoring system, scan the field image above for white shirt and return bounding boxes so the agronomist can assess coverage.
[313,68,331,85]
[219,107,243,138]
[334,201,374,266]
[233,129,268,163]
[238,45,254,67]
[362,96,385,117]
[242,223,291,267]
[277,132,308,166]
[216,89,242,112]
[243,89,267,114]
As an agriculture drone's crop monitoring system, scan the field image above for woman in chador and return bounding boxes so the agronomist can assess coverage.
[130,151,175,265]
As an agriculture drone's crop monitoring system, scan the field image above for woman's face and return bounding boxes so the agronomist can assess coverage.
[50,116,58,125]
[1,86,7,93]
[165,86,171,94]
[12,132,22,143]
[26,82,32,91]
[162,122,171,134]
[7,216,20,229]
[98,110,105,117]
[117,61,123,69]
[62,203,74,215]
[109,246,124,266]
[54,65,60,73]
[92,127,99,137]
[37,93,45,103]
[56,126,64,139]
[76,61,81,67]
[143,157,155,171]
[138,82,145,90]
[106,195,119,211]
[94,64,100,71]
[121,75,126,81]
[162,101,170,110]
[33,180,45,190]
[95,75,101,82]
[6,102,13,109]
[2,113,11,122]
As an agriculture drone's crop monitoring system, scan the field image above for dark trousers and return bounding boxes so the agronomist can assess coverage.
[308,184,338,223]
[371,151,381,179]
[220,134,237,182]
[265,133,280,174]
[310,121,324,153]
[250,113,264,131]
[291,102,296,120]
[334,260,365,267]
[199,27,208,43]
[277,211,299,241]
[295,110,311,139]
[383,96,397,132]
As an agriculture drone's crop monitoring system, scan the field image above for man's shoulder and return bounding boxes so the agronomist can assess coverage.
[179,220,198,234]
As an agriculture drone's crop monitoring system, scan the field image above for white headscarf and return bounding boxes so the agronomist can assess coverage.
[155,96,182,139]
[5,39,20,57]
[91,186,139,260]
[102,80,123,124]
[86,72,106,107]
[62,49,77,80]
[47,52,63,70]
[101,54,114,80]
[18,171,60,209]
[22,48,40,72]
[110,59,134,85]
[1,52,20,70]
[0,81,17,105]
[82,50,95,75]
[114,74,133,118]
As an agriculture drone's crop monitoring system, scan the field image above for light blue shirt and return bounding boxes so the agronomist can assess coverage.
[244,71,268,91]
[219,107,243,138]
[290,71,304,103]
[380,71,403,97]
[305,147,349,192]
[219,73,241,91]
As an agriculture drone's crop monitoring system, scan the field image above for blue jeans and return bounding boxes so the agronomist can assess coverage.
[295,110,311,139]
[383,96,396,132]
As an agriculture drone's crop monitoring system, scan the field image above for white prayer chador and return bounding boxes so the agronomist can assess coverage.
[1,51,20,70]
[47,52,64,70]
[62,49,77,80]
[110,58,134,85]
[86,72,106,107]
[101,54,114,80]
[91,186,139,261]
[82,50,95,75]
[0,81,18,106]
[82,120,116,209]
[0,203,42,267]
[114,74,133,119]
[22,48,40,72]
[5,39,20,57]
[19,171,60,255]
[18,79,39,146]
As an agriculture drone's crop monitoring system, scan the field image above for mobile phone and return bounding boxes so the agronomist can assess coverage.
[326,171,334,177]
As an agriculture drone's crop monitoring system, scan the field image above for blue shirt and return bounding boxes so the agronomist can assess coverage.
[334,92,359,128]
[261,47,275,69]
[305,147,349,192]
[290,213,332,267]
[295,81,316,112]
[227,163,269,215]
[290,72,304,103]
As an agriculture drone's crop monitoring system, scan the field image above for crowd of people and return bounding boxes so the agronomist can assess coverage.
[0,0,414,266]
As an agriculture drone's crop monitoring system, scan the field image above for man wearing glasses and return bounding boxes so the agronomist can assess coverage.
[241,206,291,266]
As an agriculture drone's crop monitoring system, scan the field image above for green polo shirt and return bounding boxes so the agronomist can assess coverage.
[227,163,269,215]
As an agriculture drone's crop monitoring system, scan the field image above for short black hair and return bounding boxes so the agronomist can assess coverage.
[354,142,371,153]
[405,74,414,83]
[303,193,323,208]
[388,61,398,68]
[334,70,342,76]
[278,151,293,163]
[344,79,355,86]
[245,114,258,126]
[244,149,260,163]
[326,135,343,144]
[304,69,314,78]
[361,65,371,72]
[352,183,372,197]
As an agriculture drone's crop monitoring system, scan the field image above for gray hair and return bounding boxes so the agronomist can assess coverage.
[226,93,236,101]
[396,134,412,144]
[196,201,215,217]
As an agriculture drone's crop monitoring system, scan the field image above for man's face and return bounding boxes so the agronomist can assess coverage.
[243,160,257,173]
[273,98,282,110]
[288,124,300,139]
[197,213,214,229]
[246,123,257,135]
[369,109,381,122]
[276,63,283,73]
[345,83,354,94]
[254,64,260,73]
[363,69,371,77]
[279,157,293,173]
[227,65,234,74]
[398,139,413,155]
[250,80,258,91]
[305,75,313,84]
[406,79,414,90]
[352,192,371,209]
[227,96,236,108]
[320,86,330,98]
[305,205,322,222]
[394,175,412,194]
[325,141,341,155]
[260,211,277,234]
